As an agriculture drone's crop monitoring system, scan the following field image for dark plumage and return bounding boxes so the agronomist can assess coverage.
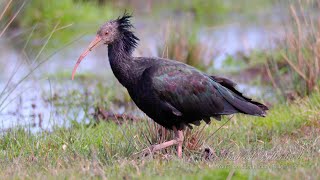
[72,13,268,157]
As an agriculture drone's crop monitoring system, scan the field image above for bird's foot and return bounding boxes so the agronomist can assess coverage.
[140,145,156,157]
[134,126,185,159]
[137,139,179,158]
[132,145,154,159]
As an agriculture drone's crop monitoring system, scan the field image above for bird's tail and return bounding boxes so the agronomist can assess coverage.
[211,76,268,117]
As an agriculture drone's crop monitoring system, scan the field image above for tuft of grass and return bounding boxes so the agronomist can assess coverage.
[233,92,320,143]
[266,1,320,99]
[158,23,212,71]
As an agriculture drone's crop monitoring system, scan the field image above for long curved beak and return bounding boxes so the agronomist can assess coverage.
[71,35,102,80]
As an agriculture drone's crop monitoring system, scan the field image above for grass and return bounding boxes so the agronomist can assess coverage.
[0,91,319,179]
[266,1,320,98]
[157,23,213,71]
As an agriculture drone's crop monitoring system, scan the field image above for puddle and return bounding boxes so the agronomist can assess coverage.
[200,23,285,69]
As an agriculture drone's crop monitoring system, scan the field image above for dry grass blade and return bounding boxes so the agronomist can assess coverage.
[0,0,13,21]
[205,116,233,142]
[158,23,209,70]
[0,21,60,110]
[265,63,280,92]
[184,124,207,150]
[0,1,26,37]
[281,52,307,81]
[33,22,60,62]
[290,5,303,67]
[0,30,82,113]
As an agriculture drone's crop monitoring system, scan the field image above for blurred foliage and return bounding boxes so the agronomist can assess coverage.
[16,0,277,37]
[20,0,114,26]
[170,0,275,24]
[157,23,213,71]
[266,1,320,99]
[17,0,116,49]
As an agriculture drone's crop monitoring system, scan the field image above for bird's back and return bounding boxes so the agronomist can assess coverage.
[127,57,268,130]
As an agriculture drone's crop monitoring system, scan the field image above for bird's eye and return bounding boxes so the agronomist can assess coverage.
[105,32,109,35]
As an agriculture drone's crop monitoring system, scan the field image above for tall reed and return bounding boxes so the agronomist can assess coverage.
[267,1,320,99]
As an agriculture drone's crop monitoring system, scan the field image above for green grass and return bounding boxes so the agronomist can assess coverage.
[0,91,319,179]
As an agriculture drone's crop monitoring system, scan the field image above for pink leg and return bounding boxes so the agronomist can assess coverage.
[173,127,184,158]
[144,126,184,158]
[151,139,178,151]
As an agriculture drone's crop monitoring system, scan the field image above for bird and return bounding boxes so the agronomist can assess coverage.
[71,13,268,158]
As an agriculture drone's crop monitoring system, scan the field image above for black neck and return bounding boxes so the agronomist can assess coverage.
[108,38,135,88]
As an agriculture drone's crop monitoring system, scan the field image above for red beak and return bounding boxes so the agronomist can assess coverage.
[71,35,102,80]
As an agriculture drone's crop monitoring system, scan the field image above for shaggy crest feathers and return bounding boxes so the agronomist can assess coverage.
[116,13,139,54]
